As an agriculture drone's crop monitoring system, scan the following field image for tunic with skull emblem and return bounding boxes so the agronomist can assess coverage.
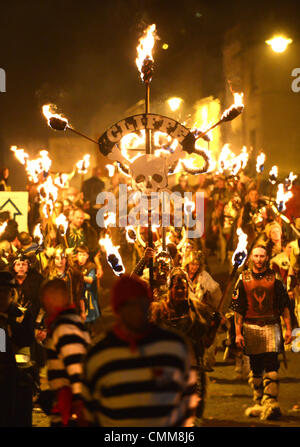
[229,268,290,355]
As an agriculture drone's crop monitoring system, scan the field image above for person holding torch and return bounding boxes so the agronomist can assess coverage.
[230,245,292,420]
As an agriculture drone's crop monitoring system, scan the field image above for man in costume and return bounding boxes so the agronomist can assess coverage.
[82,274,197,427]
[40,279,91,426]
[151,267,211,425]
[230,245,292,420]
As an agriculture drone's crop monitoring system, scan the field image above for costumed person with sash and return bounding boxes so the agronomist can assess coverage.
[230,245,292,420]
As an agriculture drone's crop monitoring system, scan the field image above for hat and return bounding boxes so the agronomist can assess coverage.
[18,232,32,247]
[111,274,153,314]
[0,271,16,288]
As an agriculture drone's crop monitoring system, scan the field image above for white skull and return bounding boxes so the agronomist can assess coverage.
[130,154,168,194]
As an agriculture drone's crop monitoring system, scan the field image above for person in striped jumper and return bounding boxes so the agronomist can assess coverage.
[82,274,198,427]
[40,279,91,426]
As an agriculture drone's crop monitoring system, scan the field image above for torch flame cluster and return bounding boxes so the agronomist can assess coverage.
[11,146,52,183]
[217,144,249,175]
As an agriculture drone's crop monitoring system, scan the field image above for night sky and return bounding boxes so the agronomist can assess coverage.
[1,0,300,187]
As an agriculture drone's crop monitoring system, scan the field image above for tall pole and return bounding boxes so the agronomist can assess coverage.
[144,75,154,288]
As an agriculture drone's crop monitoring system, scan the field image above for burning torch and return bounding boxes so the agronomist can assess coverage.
[42,105,98,145]
[195,92,244,141]
[99,233,125,276]
[203,228,248,348]
[136,23,157,288]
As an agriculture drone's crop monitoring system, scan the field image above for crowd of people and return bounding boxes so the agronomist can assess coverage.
[0,161,299,427]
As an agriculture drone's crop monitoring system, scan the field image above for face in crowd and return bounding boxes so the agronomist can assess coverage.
[170,273,189,302]
[14,260,29,278]
[77,250,89,266]
[54,252,67,271]
[71,210,85,229]
[251,247,268,272]
[188,260,201,277]
[269,226,282,243]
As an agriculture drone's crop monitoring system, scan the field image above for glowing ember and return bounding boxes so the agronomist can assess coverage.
[76,154,90,174]
[232,228,248,267]
[99,233,125,276]
[256,152,266,173]
[136,24,157,82]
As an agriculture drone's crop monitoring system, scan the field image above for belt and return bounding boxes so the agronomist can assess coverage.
[244,318,279,327]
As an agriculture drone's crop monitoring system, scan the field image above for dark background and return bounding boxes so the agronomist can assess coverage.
[1,0,300,188]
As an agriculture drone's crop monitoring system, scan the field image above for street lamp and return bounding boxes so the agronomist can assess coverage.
[167,97,183,111]
[265,36,293,53]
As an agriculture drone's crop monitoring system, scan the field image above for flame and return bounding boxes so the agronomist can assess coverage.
[276,183,293,212]
[33,223,43,244]
[11,146,52,183]
[125,225,137,244]
[217,144,234,173]
[184,197,195,214]
[37,176,58,218]
[233,92,244,107]
[76,154,90,174]
[103,212,116,229]
[99,233,125,276]
[221,91,244,122]
[105,164,115,177]
[269,165,278,184]
[55,213,69,235]
[54,172,72,189]
[136,24,156,78]
[0,221,8,235]
[232,228,248,267]
[42,104,68,129]
[10,145,29,165]
[256,152,266,173]
[285,172,297,191]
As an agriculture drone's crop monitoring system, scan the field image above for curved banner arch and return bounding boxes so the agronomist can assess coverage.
[98,113,198,157]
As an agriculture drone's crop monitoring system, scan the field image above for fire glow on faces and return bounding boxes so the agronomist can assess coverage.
[14,260,29,276]
[251,247,268,271]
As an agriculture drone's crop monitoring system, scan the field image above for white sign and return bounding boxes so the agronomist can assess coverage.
[0,191,28,232]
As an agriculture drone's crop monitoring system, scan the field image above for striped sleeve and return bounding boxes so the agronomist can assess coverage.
[53,322,90,399]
